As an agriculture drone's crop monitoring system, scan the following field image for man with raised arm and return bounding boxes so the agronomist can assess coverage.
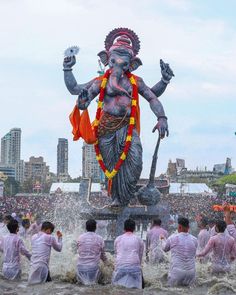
[161,217,197,287]
[223,204,236,240]
[197,220,236,273]
[28,221,62,284]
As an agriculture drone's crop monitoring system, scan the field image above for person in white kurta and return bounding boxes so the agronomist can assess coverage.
[112,218,144,289]
[0,219,31,280]
[146,219,168,264]
[19,218,31,239]
[197,219,210,263]
[77,219,107,285]
[28,221,62,285]
[28,217,42,236]
[197,220,236,273]
[223,204,236,241]
[162,217,198,287]
[0,215,14,240]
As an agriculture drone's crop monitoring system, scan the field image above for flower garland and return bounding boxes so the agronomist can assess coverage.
[93,69,138,184]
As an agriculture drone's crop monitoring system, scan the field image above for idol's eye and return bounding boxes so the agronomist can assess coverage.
[124,62,128,67]
[111,58,115,64]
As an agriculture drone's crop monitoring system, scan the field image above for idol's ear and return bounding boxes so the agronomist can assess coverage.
[97,50,109,66]
[129,57,142,72]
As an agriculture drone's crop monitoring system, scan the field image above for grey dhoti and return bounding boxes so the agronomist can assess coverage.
[98,124,142,206]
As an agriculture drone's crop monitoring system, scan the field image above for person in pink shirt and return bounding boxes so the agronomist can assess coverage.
[146,218,168,264]
[223,204,236,241]
[0,219,31,280]
[28,221,62,285]
[28,216,42,236]
[112,218,144,289]
[19,218,30,239]
[197,218,210,263]
[0,215,14,239]
[77,219,107,285]
[162,217,198,287]
[208,219,218,237]
[197,220,236,273]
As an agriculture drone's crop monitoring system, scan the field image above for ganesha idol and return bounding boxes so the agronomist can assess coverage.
[63,28,174,207]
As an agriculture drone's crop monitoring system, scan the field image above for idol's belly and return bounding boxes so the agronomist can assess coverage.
[103,95,131,116]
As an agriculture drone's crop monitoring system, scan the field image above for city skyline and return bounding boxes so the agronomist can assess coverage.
[1,1,236,178]
[0,127,234,180]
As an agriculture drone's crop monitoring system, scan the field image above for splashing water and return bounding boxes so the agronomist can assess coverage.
[1,193,236,294]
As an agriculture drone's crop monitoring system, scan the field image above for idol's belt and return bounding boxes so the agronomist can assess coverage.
[97,111,129,137]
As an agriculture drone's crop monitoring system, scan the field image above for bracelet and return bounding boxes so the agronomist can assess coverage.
[158,116,168,120]
[161,77,170,84]
[63,68,72,72]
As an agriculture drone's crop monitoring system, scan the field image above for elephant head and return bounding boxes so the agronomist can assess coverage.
[97,28,142,96]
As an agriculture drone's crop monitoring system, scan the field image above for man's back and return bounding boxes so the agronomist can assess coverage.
[31,232,62,266]
[77,232,106,267]
[197,229,210,251]
[202,233,236,265]
[0,233,31,280]
[2,234,30,266]
[114,232,144,268]
[147,226,168,247]
[163,232,197,271]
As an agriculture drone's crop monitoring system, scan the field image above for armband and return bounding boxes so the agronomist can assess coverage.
[158,116,168,120]
[161,77,170,84]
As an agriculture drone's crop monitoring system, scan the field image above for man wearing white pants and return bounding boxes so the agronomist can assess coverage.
[162,217,197,287]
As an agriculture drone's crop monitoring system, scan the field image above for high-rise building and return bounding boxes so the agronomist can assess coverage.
[1,128,21,165]
[24,156,49,187]
[57,138,69,181]
[213,158,233,175]
[1,128,23,182]
[1,132,11,165]
[15,160,25,183]
[82,142,101,182]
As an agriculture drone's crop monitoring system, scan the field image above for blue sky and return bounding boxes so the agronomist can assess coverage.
[0,0,236,177]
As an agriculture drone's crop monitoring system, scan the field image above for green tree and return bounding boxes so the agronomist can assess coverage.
[66,176,82,183]
[213,174,236,193]
[4,178,20,196]
[20,178,34,193]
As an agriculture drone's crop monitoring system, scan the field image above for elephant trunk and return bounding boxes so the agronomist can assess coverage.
[108,67,130,97]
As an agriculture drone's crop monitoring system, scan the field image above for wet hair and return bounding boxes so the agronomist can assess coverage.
[215,220,227,233]
[41,221,55,233]
[208,219,216,226]
[153,219,162,226]
[22,218,30,228]
[0,214,3,222]
[7,219,19,234]
[86,219,97,232]
[124,218,136,232]
[4,215,14,224]
[200,218,208,228]
[178,217,189,228]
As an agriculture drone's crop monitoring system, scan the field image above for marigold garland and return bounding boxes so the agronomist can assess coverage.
[93,69,138,182]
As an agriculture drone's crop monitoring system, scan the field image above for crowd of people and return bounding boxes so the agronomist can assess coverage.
[162,193,233,223]
[1,192,234,225]
[1,203,236,289]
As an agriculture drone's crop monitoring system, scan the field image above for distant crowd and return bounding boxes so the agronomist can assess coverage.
[1,192,234,220]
